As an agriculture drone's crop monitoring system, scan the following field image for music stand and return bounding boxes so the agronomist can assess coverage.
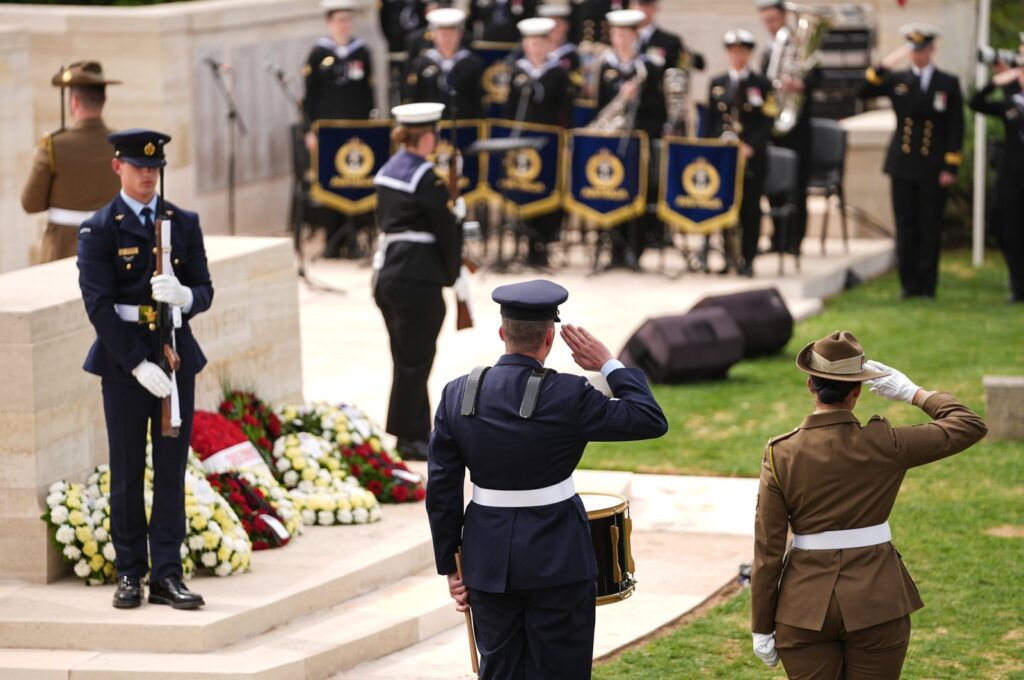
[465,135,548,272]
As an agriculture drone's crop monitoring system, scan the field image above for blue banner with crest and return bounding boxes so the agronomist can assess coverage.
[473,41,517,119]
[430,120,487,205]
[657,137,745,234]
[312,121,393,215]
[482,119,564,219]
[564,130,648,228]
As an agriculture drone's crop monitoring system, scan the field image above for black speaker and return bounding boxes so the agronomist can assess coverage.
[618,307,744,383]
[691,288,793,358]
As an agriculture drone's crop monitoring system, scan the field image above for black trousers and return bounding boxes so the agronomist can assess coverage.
[374,277,445,442]
[470,579,596,680]
[741,160,767,267]
[526,210,563,265]
[995,176,1024,299]
[891,177,947,297]
[102,371,195,582]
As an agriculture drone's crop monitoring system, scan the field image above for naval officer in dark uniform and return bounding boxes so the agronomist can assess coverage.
[704,29,778,276]
[859,24,964,299]
[402,8,485,119]
[373,102,464,461]
[427,280,668,679]
[77,129,212,610]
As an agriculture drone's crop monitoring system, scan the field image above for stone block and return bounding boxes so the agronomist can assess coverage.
[983,376,1024,441]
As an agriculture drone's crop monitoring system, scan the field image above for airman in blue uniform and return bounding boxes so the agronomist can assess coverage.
[77,129,213,610]
[426,279,668,679]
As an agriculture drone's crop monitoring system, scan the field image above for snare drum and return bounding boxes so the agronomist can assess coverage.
[580,492,636,605]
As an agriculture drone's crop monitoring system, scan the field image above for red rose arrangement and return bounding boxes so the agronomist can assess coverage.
[339,441,425,504]
[219,391,283,470]
[207,472,290,550]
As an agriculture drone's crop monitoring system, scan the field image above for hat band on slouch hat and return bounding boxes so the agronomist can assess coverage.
[807,349,864,375]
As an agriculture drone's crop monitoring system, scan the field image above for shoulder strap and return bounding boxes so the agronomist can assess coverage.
[460,366,491,417]
[519,368,555,419]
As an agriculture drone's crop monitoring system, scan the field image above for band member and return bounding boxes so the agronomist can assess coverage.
[596,9,667,268]
[636,0,705,74]
[506,17,572,266]
[380,0,426,105]
[78,129,213,610]
[469,0,537,44]
[570,0,623,45]
[22,62,121,264]
[404,8,485,120]
[538,2,584,98]
[758,0,821,255]
[303,0,376,259]
[969,60,1024,303]
[859,24,963,299]
[404,0,473,62]
[704,30,777,277]
[373,103,464,461]
[752,331,985,678]
[427,280,668,679]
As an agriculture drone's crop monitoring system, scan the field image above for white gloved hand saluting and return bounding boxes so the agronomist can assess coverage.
[132,360,172,399]
[752,632,779,667]
[151,274,193,310]
[864,360,920,403]
[451,197,467,222]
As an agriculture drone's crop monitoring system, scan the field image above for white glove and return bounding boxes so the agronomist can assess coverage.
[451,197,467,221]
[864,360,920,403]
[151,274,193,310]
[132,360,173,399]
[453,265,471,303]
[752,632,779,667]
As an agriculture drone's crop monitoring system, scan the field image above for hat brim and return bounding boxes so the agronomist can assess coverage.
[794,342,890,382]
[117,156,166,168]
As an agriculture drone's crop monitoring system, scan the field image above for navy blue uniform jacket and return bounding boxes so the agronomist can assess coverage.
[426,354,668,592]
[77,194,213,380]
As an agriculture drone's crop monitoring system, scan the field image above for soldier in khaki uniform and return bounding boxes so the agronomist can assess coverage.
[21,61,121,263]
[751,330,986,679]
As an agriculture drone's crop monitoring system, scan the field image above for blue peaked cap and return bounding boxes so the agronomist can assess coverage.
[492,279,568,322]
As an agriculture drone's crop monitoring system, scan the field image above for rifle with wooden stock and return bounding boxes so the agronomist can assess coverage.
[446,92,476,332]
[153,169,181,438]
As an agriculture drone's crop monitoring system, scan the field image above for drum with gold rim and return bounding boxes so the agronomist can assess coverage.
[580,492,636,605]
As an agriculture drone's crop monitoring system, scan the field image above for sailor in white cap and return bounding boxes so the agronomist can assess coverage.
[404,7,485,119]
[504,16,572,268]
[596,9,668,269]
[373,102,465,460]
[538,1,583,96]
[859,23,963,300]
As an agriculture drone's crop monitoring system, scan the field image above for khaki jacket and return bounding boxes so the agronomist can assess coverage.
[752,393,986,634]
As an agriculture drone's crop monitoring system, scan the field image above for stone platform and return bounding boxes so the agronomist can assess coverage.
[0,469,757,679]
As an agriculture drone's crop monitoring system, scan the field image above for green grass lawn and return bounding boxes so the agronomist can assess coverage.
[586,251,1024,679]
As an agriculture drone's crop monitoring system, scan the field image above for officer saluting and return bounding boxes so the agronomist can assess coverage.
[403,8,485,120]
[78,130,213,610]
[22,62,121,263]
[859,24,964,300]
[427,280,667,679]
[704,30,778,277]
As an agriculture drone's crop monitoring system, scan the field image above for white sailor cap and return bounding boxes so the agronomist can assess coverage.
[606,9,646,28]
[537,3,571,19]
[899,22,939,50]
[518,17,556,37]
[723,29,756,48]
[391,102,445,126]
[754,0,785,9]
[320,0,363,11]
[427,7,466,27]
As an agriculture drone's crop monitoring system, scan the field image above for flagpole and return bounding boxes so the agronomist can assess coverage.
[972,0,991,268]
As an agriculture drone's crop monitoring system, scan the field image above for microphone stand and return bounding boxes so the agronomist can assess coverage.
[491,80,533,272]
[205,59,248,236]
[266,64,345,295]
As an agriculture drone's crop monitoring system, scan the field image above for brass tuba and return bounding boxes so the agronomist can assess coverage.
[765,2,832,135]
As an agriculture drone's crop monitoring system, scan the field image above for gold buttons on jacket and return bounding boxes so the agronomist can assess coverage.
[902,144,911,153]
[126,263,132,270]
[174,258,180,266]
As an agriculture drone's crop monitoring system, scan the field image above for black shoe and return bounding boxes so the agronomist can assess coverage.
[113,575,143,609]
[737,264,754,278]
[396,438,430,461]
[149,576,205,610]
[1009,294,1023,304]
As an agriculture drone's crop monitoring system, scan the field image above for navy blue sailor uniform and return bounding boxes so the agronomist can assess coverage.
[426,281,668,679]
[859,62,964,298]
[469,0,537,43]
[403,47,486,119]
[77,190,212,583]
[302,37,375,122]
[373,148,463,446]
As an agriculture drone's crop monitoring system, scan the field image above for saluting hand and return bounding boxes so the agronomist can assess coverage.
[447,573,469,613]
[560,324,613,372]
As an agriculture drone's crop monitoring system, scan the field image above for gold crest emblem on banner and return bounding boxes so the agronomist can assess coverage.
[331,137,376,188]
[582,148,628,201]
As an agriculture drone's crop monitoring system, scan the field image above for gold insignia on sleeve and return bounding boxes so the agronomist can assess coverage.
[321,55,335,68]
[143,142,156,157]
[865,67,883,86]
[944,152,962,166]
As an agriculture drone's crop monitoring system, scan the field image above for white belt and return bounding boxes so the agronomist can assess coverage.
[114,303,181,329]
[792,521,892,550]
[372,231,437,271]
[472,477,576,508]
[48,207,95,226]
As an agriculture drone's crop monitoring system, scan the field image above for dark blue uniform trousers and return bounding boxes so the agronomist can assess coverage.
[470,578,596,680]
[101,370,195,582]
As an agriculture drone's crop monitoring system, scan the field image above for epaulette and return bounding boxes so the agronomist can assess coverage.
[866,414,890,426]
[42,133,58,171]
[764,429,797,490]
[766,428,799,448]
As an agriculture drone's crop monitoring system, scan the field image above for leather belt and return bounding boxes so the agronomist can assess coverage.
[472,477,575,508]
[372,230,437,271]
[48,207,95,226]
[792,521,892,550]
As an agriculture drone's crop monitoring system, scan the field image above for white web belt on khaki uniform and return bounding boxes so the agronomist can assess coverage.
[471,477,576,508]
[371,231,437,271]
[792,521,892,550]
[48,208,96,226]
[112,219,183,430]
